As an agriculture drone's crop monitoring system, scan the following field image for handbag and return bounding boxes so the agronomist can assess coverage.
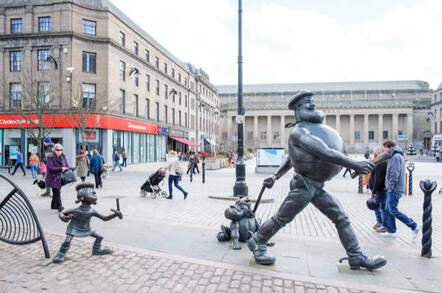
[61,169,77,186]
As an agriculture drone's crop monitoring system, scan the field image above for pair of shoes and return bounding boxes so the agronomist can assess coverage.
[184,192,188,200]
[373,223,382,230]
[340,254,387,271]
[166,197,172,200]
[412,224,420,239]
[247,236,275,265]
[376,226,387,233]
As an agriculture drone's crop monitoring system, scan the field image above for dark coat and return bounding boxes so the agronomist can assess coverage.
[89,154,103,175]
[368,161,387,193]
[46,152,69,189]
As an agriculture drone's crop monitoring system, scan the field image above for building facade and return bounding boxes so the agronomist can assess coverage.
[0,0,219,167]
[429,81,442,146]
[217,80,432,152]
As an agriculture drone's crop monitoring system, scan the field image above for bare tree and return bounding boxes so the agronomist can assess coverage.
[0,67,61,161]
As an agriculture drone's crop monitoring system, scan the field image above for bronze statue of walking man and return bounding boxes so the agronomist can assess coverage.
[247,91,387,271]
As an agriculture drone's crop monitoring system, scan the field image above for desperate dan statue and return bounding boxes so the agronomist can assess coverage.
[53,183,123,263]
[247,91,387,271]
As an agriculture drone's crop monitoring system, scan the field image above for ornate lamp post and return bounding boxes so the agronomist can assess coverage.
[233,0,248,198]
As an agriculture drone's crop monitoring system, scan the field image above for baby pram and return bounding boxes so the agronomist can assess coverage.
[140,167,168,199]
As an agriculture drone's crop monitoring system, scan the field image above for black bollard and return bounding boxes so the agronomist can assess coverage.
[358,174,363,193]
[419,180,437,258]
[202,161,206,184]
[407,163,415,196]
[190,164,193,182]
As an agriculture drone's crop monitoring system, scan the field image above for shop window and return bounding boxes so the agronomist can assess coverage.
[11,18,22,33]
[383,130,388,139]
[368,131,374,140]
[10,51,22,72]
[10,83,22,109]
[82,83,96,109]
[119,89,125,114]
[37,49,50,71]
[82,19,96,35]
[82,51,96,73]
[354,131,360,140]
[39,17,51,32]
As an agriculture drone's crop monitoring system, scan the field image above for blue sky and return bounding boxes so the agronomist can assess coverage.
[111,0,441,89]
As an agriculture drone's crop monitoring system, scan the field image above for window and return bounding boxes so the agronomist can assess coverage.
[145,49,150,62]
[155,57,159,68]
[354,131,360,140]
[82,83,96,108]
[119,89,125,114]
[145,98,149,119]
[11,18,22,33]
[164,63,168,74]
[134,74,139,87]
[10,83,22,109]
[260,131,266,140]
[133,94,138,116]
[178,73,181,83]
[179,110,182,126]
[179,92,182,105]
[172,68,175,78]
[383,130,388,139]
[39,17,51,32]
[184,77,187,87]
[82,51,96,73]
[191,81,194,90]
[119,32,125,46]
[164,84,168,99]
[185,113,188,128]
[37,49,50,70]
[155,80,160,96]
[145,74,150,91]
[120,61,126,80]
[10,51,22,72]
[368,131,374,140]
[185,95,188,107]
[133,41,138,55]
[164,105,168,123]
[37,82,50,106]
[172,108,175,125]
[82,19,96,35]
[156,102,160,121]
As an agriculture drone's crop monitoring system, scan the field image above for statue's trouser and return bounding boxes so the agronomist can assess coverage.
[55,234,73,258]
[91,231,104,251]
[255,175,361,258]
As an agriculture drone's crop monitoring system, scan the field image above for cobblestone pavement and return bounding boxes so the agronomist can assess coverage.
[0,233,401,293]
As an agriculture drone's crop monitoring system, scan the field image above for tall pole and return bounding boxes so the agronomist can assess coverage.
[233,0,248,198]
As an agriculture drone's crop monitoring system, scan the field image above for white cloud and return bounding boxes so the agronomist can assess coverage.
[111,0,442,89]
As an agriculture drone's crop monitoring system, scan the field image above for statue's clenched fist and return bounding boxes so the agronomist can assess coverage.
[263,175,277,189]
[353,161,374,175]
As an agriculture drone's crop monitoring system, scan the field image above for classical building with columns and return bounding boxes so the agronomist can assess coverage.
[217,80,432,152]
[430,82,442,139]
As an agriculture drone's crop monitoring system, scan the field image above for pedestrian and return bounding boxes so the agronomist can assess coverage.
[11,148,26,176]
[29,153,40,179]
[90,149,104,188]
[368,146,390,233]
[122,150,127,167]
[76,150,89,182]
[192,153,200,173]
[112,151,123,172]
[383,140,419,238]
[40,161,47,178]
[186,152,194,175]
[46,143,69,211]
[166,151,188,200]
[436,149,440,162]
[41,137,54,197]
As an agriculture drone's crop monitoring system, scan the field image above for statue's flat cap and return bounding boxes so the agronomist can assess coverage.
[288,91,314,110]
[76,183,95,190]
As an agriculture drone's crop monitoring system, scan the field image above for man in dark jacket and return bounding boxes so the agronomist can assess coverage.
[368,147,390,233]
[383,140,419,238]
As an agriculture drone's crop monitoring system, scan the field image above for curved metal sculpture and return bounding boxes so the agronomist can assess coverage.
[420,180,436,258]
[0,173,50,258]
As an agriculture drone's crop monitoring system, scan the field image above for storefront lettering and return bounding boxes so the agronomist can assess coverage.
[0,119,38,125]
[127,122,146,131]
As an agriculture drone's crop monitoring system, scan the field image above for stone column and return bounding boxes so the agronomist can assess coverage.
[254,115,259,146]
[349,114,355,147]
[364,114,369,147]
[336,114,341,134]
[393,113,399,142]
[227,114,232,147]
[266,116,272,146]
[378,114,384,145]
[407,113,413,145]
[280,115,285,146]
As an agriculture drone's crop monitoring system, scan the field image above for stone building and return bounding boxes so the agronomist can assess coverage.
[429,82,442,146]
[0,0,219,166]
[217,80,432,152]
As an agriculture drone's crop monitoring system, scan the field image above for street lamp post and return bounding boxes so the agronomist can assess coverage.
[233,0,248,198]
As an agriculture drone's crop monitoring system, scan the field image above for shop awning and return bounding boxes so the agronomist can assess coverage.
[169,136,200,147]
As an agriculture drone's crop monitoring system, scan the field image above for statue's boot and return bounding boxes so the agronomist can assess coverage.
[52,251,65,263]
[247,236,275,265]
[92,238,113,255]
[52,236,72,264]
[340,254,387,271]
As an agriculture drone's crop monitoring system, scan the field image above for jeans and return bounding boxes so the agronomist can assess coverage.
[11,162,26,175]
[30,163,38,178]
[385,191,417,233]
[112,160,123,171]
[168,175,186,198]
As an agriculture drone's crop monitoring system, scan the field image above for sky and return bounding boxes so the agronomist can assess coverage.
[110,0,442,89]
